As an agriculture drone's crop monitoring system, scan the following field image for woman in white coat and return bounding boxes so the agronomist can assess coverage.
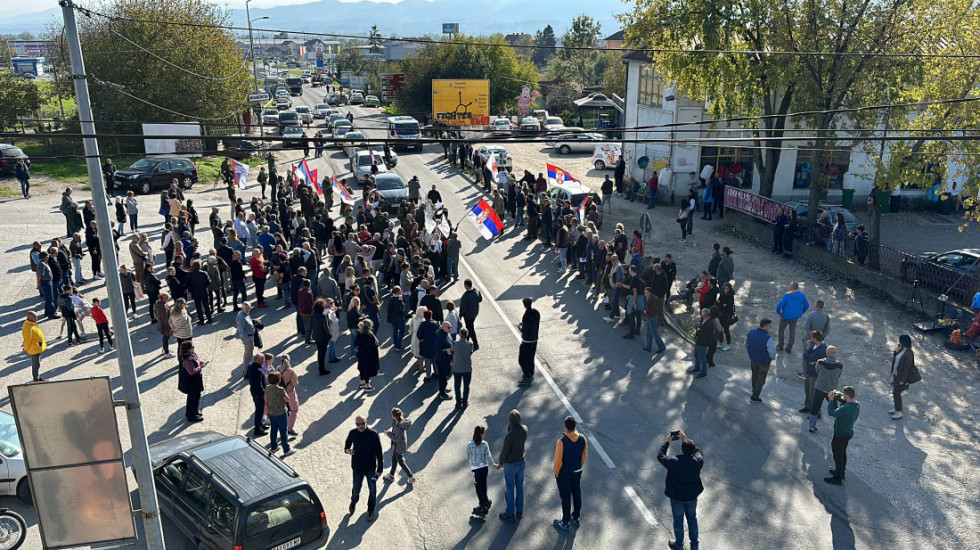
[409,306,426,371]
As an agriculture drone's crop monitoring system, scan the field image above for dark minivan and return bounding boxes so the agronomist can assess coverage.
[114,156,198,195]
[150,432,327,550]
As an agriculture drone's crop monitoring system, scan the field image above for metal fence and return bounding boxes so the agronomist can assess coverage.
[725,188,980,310]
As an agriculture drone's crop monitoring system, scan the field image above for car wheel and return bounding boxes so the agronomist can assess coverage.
[595,160,605,170]
[17,477,32,505]
[559,145,571,155]
[181,176,194,189]
[138,180,151,195]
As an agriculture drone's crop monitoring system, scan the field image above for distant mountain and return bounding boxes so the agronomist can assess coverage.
[1,0,623,40]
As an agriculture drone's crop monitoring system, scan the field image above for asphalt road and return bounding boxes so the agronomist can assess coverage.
[0,81,957,550]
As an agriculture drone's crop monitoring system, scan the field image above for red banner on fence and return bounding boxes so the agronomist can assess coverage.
[725,186,784,224]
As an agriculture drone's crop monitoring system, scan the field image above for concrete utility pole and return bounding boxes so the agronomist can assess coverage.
[57,1,165,547]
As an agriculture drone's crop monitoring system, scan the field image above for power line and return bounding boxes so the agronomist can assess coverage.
[89,74,247,121]
[106,24,248,82]
[73,4,980,61]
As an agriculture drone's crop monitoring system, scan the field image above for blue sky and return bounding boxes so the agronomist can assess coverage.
[2,0,412,16]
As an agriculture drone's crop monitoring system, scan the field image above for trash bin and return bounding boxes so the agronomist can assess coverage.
[889,194,902,213]
[876,191,891,214]
[937,193,954,214]
[841,189,855,210]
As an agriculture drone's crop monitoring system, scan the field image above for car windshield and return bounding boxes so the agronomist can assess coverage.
[0,413,20,458]
[494,120,509,127]
[264,110,277,116]
[376,178,405,191]
[296,107,309,113]
[2,147,25,157]
[358,155,380,166]
[394,123,419,135]
[279,113,298,121]
[334,121,351,128]
[246,488,317,537]
[128,159,157,171]
[315,104,329,110]
[545,118,563,125]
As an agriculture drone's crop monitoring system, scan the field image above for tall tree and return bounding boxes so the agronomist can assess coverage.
[533,25,557,67]
[561,15,601,55]
[621,0,925,206]
[335,44,366,74]
[0,72,42,130]
[77,0,251,130]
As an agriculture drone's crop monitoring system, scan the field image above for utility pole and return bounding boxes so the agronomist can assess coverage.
[58,2,165,547]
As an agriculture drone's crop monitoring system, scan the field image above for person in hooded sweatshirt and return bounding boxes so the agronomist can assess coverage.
[496,409,528,522]
[809,346,843,433]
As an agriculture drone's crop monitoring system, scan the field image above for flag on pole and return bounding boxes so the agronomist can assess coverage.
[466,198,504,239]
[547,163,578,186]
[291,163,299,188]
[310,169,322,195]
[229,159,249,189]
[488,153,499,182]
[577,195,590,223]
[296,159,316,186]
[332,177,356,205]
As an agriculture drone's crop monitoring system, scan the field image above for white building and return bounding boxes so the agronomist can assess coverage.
[620,50,947,204]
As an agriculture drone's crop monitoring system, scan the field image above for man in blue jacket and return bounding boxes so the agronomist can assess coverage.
[775,281,809,353]
[745,318,777,402]
[658,430,704,550]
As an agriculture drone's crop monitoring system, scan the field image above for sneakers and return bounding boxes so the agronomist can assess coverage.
[270,446,279,453]
[720,345,731,352]
[282,450,295,458]
[99,346,105,354]
[750,396,762,403]
[499,513,516,522]
[407,476,415,484]
[679,239,686,243]
[553,519,570,531]
[571,518,580,528]
[287,429,299,436]
[888,408,897,414]
[829,468,846,479]
[163,352,175,358]
[890,411,903,420]
[808,428,818,433]
[366,511,375,522]
[602,316,617,322]
[668,540,685,550]
[383,473,394,482]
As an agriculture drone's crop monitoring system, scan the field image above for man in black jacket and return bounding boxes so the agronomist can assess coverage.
[246,354,267,436]
[518,297,540,385]
[345,415,384,521]
[187,260,213,325]
[420,285,444,324]
[458,279,482,351]
[658,430,704,550]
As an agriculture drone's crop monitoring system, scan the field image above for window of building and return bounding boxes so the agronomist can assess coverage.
[699,147,753,188]
[793,148,850,189]
[637,66,663,109]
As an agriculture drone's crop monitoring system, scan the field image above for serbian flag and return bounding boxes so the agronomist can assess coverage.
[310,170,322,195]
[294,159,316,188]
[547,163,578,186]
[487,153,499,182]
[230,159,249,189]
[577,195,590,223]
[467,198,503,239]
[332,176,356,205]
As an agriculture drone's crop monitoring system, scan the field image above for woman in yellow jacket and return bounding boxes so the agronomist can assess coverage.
[22,312,47,382]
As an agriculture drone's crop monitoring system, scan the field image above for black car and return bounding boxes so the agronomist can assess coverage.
[900,248,980,303]
[150,431,327,550]
[0,144,30,175]
[373,173,409,211]
[114,156,198,195]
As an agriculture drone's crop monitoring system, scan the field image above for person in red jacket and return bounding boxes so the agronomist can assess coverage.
[91,298,114,353]
[298,279,314,344]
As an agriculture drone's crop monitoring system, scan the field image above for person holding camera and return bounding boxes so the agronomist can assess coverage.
[824,386,860,485]
[658,430,703,550]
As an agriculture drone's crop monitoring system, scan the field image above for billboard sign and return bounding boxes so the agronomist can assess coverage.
[315,43,324,71]
[142,122,203,157]
[725,186,783,224]
[381,73,405,102]
[442,23,459,34]
[432,79,489,126]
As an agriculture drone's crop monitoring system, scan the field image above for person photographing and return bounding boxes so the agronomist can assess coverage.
[824,386,860,485]
[658,430,704,550]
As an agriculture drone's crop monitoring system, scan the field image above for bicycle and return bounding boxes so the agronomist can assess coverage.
[0,508,26,550]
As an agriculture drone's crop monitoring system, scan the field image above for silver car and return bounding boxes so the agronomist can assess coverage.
[552,133,605,154]
[294,106,313,125]
[351,150,388,184]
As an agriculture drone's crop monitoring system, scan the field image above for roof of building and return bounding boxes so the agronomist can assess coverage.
[621,49,652,63]
[604,30,625,41]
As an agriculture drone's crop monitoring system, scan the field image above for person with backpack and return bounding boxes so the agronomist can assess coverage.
[383,407,415,484]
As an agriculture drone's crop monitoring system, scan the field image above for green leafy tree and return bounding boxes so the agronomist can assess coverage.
[273,31,290,39]
[621,0,926,211]
[532,25,556,67]
[560,15,601,59]
[0,72,42,130]
[601,61,626,98]
[77,0,251,131]
[335,44,366,75]
[398,35,539,119]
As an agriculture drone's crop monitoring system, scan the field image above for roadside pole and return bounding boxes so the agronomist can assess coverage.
[58,1,166,547]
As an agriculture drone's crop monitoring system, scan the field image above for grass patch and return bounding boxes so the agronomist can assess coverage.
[0,184,17,197]
[381,104,400,116]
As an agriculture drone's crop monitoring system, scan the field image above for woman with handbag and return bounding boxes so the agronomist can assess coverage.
[677,193,693,242]
[177,341,205,422]
[717,282,736,351]
[278,357,300,435]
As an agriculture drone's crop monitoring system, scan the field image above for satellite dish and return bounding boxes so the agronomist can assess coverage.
[637,156,649,169]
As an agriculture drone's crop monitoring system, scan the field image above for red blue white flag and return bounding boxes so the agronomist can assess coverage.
[467,198,504,239]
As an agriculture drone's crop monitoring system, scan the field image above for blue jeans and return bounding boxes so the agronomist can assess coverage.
[693,345,708,375]
[558,248,567,271]
[647,188,657,208]
[295,312,304,335]
[503,459,525,516]
[269,413,290,452]
[391,319,405,348]
[20,178,30,197]
[39,281,55,317]
[609,287,621,318]
[447,256,459,279]
[645,319,666,351]
[670,499,698,549]
[327,340,337,361]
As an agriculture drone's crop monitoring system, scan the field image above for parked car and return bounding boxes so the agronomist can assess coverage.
[150,431,327,550]
[552,132,606,155]
[114,156,198,195]
[313,103,332,118]
[224,139,259,160]
[282,127,307,149]
[372,173,408,211]
[363,95,380,107]
[325,93,339,106]
[474,145,513,171]
[349,92,364,105]
[351,150,388,184]
[901,248,980,302]
[532,109,550,125]
[0,410,31,504]
[294,106,313,125]
[547,181,603,209]
[542,116,566,132]
[278,110,302,134]
[783,202,859,229]
[0,144,30,175]
[592,143,622,170]
[518,117,540,134]
[492,118,513,131]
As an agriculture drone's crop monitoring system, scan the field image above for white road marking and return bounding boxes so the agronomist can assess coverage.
[625,485,659,527]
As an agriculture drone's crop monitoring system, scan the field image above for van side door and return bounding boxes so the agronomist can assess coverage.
[199,489,237,549]
[175,467,215,547]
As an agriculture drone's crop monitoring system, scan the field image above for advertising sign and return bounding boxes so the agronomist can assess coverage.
[381,73,405,102]
[142,122,203,157]
[315,43,324,71]
[442,23,460,34]
[725,186,783,224]
[432,79,490,126]
[248,92,270,102]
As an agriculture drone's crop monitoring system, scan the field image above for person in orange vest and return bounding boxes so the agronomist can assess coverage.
[22,312,47,382]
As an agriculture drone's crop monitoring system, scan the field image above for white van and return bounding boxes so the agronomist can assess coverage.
[591,143,621,170]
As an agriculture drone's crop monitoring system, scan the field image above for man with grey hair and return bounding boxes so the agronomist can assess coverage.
[237,302,256,373]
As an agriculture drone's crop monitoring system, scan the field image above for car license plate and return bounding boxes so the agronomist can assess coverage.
[271,536,301,550]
